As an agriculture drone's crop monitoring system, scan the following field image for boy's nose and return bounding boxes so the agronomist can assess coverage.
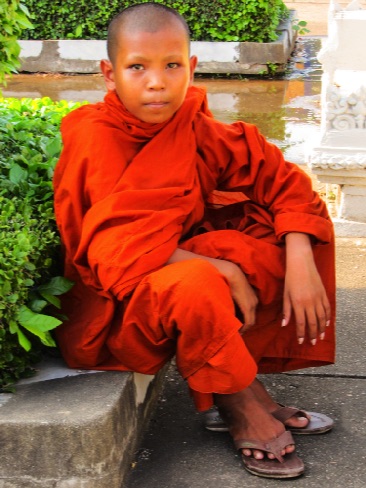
[146,70,166,90]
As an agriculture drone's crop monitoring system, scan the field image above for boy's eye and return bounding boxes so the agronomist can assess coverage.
[167,63,179,69]
[129,64,144,71]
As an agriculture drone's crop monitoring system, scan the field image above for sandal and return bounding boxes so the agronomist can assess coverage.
[235,430,304,478]
[272,404,334,434]
[204,407,230,432]
[204,405,334,434]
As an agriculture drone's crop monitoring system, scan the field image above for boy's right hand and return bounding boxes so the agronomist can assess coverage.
[219,261,258,332]
[167,248,258,330]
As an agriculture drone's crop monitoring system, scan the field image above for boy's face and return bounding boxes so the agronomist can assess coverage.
[101,24,197,124]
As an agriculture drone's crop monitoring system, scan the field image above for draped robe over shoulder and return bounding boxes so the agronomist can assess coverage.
[53,86,335,376]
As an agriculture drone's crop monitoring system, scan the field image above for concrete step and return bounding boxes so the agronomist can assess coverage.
[0,358,165,488]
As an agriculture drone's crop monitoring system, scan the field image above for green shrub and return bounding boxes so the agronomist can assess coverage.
[0,1,33,87]
[22,0,289,42]
[0,97,83,391]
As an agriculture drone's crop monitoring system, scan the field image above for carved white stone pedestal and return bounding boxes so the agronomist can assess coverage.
[308,0,366,236]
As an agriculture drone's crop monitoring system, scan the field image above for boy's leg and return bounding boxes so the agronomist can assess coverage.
[106,259,299,467]
[107,259,253,381]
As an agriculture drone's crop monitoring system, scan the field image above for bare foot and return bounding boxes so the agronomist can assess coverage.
[249,378,309,430]
[214,385,295,460]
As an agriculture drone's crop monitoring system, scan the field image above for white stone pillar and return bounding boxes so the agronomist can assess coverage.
[308,1,366,235]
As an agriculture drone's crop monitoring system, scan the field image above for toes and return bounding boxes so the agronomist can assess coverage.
[285,415,309,429]
[273,444,295,459]
[242,445,295,460]
[253,450,265,460]
[242,449,266,460]
[285,444,296,454]
[294,416,308,427]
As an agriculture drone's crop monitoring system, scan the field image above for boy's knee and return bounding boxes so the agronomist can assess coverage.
[164,258,225,295]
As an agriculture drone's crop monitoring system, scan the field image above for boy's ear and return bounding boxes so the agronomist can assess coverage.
[100,59,116,91]
[189,55,198,83]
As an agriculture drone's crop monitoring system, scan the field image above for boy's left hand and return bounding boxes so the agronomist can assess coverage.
[282,232,331,345]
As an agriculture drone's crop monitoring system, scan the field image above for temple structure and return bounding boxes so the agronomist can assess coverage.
[308,0,366,235]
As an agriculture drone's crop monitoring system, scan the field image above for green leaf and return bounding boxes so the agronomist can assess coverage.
[43,137,61,158]
[28,298,49,313]
[37,276,74,296]
[1,281,11,294]
[14,12,34,30]
[39,291,61,309]
[24,262,36,271]
[18,3,33,18]
[6,294,19,304]
[9,164,28,184]
[3,24,14,35]
[75,24,83,37]
[38,331,56,347]
[16,326,32,351]
[18,305,62,332]
[19,333,32,351]
[9,320,32,351]
[9,320,19,335]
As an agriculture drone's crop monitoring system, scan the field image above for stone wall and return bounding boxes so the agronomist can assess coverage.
[18,13,296,75]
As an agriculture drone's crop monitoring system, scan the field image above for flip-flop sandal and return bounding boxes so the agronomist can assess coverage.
[204,407,230,432]
[204,405,334,434]
[235,430,305,479]
[272,404,334,434]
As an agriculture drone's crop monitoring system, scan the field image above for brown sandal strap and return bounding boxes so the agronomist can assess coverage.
[234,430,295,463]
[271,404,310,424]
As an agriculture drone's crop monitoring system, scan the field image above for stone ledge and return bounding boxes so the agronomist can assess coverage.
[0,358,165,488]
[18,11,297,75]
[333,218,366,237]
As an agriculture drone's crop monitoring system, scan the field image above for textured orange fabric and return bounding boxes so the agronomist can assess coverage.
[189,331,258,411]
[107,259,247,378]
[53,86,336,398]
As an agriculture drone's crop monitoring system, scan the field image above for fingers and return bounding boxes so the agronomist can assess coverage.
[243,303,257,329]
[282,293,292,328]
[228,268,258,333]
[238,305,257,334]
[298,308,314,345]
[238,289,258,332]
[291,294,332,345]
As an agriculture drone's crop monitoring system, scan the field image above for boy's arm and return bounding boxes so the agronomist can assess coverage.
[166,249,258,331]
[282,232,331,345]
[199,120,333,245]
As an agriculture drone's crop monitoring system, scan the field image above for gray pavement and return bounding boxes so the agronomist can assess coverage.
[125,237,366,488]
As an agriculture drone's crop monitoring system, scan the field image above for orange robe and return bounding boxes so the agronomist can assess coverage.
[53,86,335,410]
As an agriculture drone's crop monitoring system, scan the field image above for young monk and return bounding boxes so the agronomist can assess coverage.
[53,2,336,479]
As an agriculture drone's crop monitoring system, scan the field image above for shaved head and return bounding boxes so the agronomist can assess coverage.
[107,2,191,65]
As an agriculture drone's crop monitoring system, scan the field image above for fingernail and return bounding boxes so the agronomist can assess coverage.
[311,338,317,346]
[298,337,304,345]
[281,318,287,327]
[320,332,325,340]
[326,320,331,327]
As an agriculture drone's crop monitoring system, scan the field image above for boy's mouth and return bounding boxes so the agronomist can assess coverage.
[145,101,168,108]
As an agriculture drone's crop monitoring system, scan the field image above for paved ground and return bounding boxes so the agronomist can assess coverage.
[124,237,366,488]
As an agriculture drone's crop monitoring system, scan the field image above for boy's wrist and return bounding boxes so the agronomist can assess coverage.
[285,232,313,259]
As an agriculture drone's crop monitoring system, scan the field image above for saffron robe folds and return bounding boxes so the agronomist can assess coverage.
[53,86,336,386]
